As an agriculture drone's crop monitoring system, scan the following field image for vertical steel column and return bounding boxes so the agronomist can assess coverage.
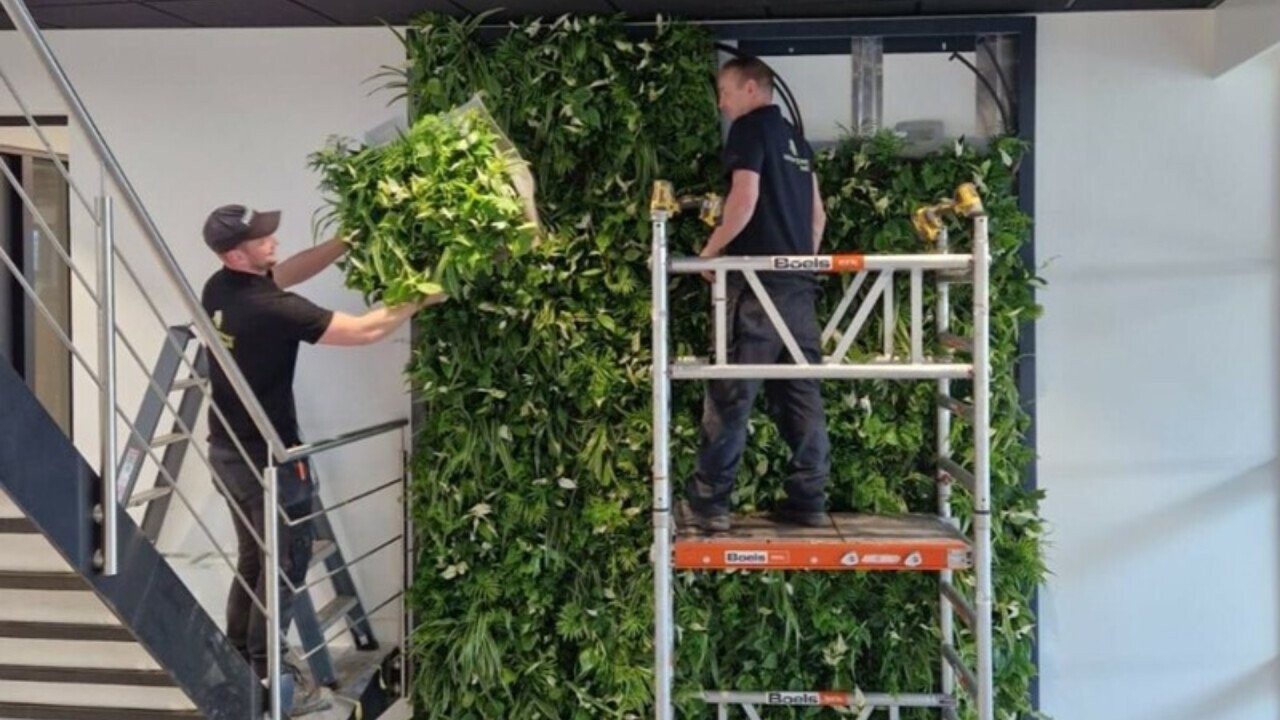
[265,463,283,720]
[400,426,411,701]
[96,195,118,575]
[651,211,674,720]
[972,216,994,720]
[935,229,954,699]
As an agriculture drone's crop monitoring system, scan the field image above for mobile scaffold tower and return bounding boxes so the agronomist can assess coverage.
[649,181,993,720]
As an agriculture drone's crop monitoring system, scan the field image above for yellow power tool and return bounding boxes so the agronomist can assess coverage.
[650,180,723,227]
[911,182,985,244]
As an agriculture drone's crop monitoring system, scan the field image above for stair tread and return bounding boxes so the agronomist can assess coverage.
[0,518,36,534]
[0,665,174,687]
[0,700,200,720]
[0,572,83,591]
[0,621,132,642]
[309,539,338,568]
[315,594,359,633]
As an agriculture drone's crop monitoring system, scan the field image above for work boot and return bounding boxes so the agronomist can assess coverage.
[770,504,829,529]
[689,508,731,533]
[286,663,332,717]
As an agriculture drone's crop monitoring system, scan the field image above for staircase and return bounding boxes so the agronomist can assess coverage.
[0,359,257,720]
[0,1,413,716]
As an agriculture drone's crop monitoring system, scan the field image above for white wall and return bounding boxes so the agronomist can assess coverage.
[0,27,410,642]
[1037,10,1280,720]
[1214,0,1280,76]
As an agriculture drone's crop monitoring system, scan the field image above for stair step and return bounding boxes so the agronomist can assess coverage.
[0,638,160,670]
[170,377,206,392]
[0,536,71,573]
[310,539,338,568]
[0,590,119,625]
[0,621,132,642]
[0,518,35,534]
[0,701,201,720]
[126,485,172,508]
[149,433,189,449]
[0,573,83,591]
[316,594,359,633]
[0,680,196,715]
[0,489,20,519]
[0,665,174,687]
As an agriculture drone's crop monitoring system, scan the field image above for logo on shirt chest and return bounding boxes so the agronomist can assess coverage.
[212,310,235,350]
[783,138,811,173]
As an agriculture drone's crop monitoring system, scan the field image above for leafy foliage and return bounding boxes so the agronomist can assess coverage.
[394,13,1044,720]
[309,108,536,302]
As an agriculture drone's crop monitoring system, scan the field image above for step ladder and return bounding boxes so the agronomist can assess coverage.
[648,182,993,720]
[117,325,381,688]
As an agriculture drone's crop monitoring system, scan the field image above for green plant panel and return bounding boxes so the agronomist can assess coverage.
[386,13,1045,719]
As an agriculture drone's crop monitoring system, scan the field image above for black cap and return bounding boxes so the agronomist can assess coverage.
[203,204,281,253]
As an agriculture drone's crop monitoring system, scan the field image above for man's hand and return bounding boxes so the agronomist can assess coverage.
[699,246,720,284]
[422,292,449,307]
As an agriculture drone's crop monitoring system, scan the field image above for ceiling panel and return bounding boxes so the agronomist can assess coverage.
[159,0,336,27]
[29,2,194,27]
[619,0,770,20]
[0,0,1223,30]
[457,0,621,20]
[291,0,461,25]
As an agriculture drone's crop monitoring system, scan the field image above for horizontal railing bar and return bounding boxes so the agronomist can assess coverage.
[671,254,972,274]
[673,362,972,381]
[282,419,408,462]
[938,457,976,494]
[283,477,401,528]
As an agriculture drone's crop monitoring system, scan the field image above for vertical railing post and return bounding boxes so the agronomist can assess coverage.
[972,216,994,720]
[96,194,118,576]
[936,228,954,698]
[265,462,283,720]
[651,209,674,720]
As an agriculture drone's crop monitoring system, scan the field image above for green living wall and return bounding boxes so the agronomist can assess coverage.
[397,13,1044,719]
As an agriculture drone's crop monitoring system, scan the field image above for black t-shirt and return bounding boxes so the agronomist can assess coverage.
[722,104,815,259]
[201,267,333,463]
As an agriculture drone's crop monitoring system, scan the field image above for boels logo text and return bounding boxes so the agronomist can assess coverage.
[773,256,832,271]
[771,255,864,273]
[767,692,819,705]
[724,551,769,565]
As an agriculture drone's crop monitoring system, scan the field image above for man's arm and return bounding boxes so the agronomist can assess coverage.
[317,293,446,346]
[700,169,760,259]
[274,237,347,289]
[811,174,827,253]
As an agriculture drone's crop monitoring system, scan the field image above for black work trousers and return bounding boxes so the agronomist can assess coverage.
[688,279,831,515]
[209,442,315,678]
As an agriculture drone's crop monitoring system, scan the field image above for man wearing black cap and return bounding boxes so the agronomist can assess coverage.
[201,204,438,714]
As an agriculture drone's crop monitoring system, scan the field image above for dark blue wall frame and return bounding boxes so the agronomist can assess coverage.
[704,15,1041,715]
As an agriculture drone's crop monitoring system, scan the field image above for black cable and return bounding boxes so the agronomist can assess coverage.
[949,50,1013,136]
[976,37,1017,127]
[713,42,806,141]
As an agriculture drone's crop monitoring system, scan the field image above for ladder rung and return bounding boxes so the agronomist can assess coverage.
[938,333,972,353]
[126,485,172,508]
[315,594,358,633]
[309,539,338,569]
[935,394,974,422]
[150,432,189,449]
[171,377,206,392]
[940,580,975,628]
[941,644,978,697]
[937,458,975,494]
